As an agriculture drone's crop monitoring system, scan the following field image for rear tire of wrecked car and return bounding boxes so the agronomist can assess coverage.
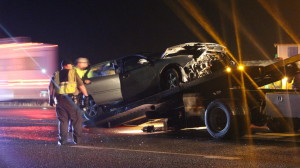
[160,68,180,90]
[83,96,104,121]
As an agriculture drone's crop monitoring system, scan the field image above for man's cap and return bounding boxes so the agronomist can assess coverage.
[76,57,89,64]
[61,59,73,67]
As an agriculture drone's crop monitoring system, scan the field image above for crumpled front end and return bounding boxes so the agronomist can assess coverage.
[163,42,236,82]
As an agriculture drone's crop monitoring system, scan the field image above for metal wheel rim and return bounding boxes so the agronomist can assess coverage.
[86,100,98,117]
[167,72,178,88]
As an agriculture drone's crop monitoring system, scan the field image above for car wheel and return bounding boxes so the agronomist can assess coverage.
[161,68,180,90]
[205,99,246,139]
[83,96,104,121]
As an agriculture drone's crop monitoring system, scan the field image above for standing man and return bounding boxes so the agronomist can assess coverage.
[48,59,89,145]
[74,57,89,79]
[68,57,90,132]
[74,57,90,105]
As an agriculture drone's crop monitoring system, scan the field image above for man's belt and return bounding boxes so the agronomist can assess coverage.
[56,94,79,105]
[56,94,77,98]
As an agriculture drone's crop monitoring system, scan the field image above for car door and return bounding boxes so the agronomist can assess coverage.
[84,61,123,105]
[120,56,158,102]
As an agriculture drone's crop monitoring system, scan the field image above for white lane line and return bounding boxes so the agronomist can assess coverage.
[72,145,240,160]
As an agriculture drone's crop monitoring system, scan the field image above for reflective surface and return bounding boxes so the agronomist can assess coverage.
[0,107,299,168]
[0,108,57,142]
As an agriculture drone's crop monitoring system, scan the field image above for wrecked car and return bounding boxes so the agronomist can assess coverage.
[82,42,236,120]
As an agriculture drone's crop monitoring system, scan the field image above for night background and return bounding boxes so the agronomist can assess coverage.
[1,0,300,64]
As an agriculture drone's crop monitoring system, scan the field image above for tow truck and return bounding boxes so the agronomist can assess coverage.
[84,48,300,139]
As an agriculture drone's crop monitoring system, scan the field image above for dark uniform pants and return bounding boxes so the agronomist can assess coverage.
[56,95,82,143]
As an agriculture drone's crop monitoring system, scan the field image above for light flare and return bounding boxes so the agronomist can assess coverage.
[238,65,245,71]
[257,0,300,44]
[216,1,270,60]
[163,0,207,41]
[226,67,232,73]
[282,76,288,89]
[177,0,238,63]
[231,0,242,62]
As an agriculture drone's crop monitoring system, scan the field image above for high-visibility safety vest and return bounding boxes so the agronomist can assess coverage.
[74,67,87,79]
[54,69,77,94]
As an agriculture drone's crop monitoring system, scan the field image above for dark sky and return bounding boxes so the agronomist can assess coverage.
[1,0,300,63]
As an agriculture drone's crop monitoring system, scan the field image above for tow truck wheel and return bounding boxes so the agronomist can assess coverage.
[83,96,104,121]
[205,99,246,139]
[161,68,180,90]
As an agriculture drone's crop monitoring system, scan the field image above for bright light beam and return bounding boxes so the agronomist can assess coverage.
[180,0,238,64]
[164,0,208,42]
[231,0,242,63]
[216,1,270,60]
[257,0,300,44]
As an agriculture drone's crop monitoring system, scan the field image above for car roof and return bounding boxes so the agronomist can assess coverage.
[117,52,162,60]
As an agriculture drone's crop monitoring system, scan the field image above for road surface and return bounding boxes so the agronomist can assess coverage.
[0,107,299,168]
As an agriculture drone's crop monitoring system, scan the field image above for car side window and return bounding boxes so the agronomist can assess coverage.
[87,61,117,78]
[123,57,144,72]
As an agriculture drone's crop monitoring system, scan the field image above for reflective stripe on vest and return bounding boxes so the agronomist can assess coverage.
[54,69,77,94]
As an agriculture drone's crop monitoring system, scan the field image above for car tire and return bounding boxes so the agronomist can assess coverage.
[205,99,246,139]
[161,68,180,90]
[83,96,104,121]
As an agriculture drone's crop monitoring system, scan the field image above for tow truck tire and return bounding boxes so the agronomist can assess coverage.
[161,68,180,90]
[205,99,246,139]
[83,96,104,121]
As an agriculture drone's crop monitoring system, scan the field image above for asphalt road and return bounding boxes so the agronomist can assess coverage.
[0,107,300,168]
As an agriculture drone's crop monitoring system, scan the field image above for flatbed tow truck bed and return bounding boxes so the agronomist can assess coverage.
[85,69,229,127]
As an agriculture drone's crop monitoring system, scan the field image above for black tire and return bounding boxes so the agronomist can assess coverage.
[161,68,180,90]
[83,96,104,121]
[205,99,246,139]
